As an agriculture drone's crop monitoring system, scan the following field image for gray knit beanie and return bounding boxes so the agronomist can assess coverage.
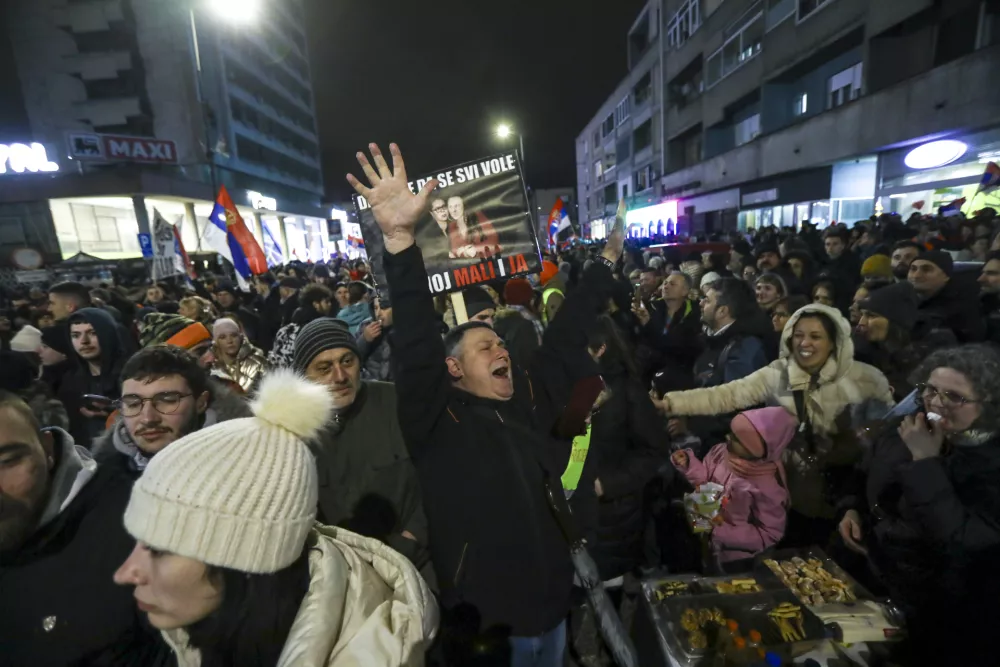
[292,317,359,373]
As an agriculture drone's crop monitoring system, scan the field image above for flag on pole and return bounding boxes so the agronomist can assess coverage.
[171,217,195,280]
[261,218,284,268]
[150,209,187,281]
[208,185,268,278]
[976,161,1000,195]
[939,197,966,217]
[547,198,571,246]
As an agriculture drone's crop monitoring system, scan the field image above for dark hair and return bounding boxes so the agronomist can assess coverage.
[986,250,1000,264]
[775,294,809,315]
[120,346,208,398]
[0,389,40,432]
[347,282,368,305]
[786,311,839,356]
[709,278,757,321]
[187,534,314,667]
[443,321,493,359]
[811,280,836,301]
[299,283,332,308]
[823,227,849,242]
[49,281,92,309]
[909,344,1000,432]
[586,315,638,380]
[755,273,787,297]
[892,240,924,255]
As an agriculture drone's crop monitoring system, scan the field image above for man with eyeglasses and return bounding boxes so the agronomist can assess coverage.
[92,346,250,476]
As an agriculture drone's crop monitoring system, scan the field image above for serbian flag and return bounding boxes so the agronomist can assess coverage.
[939,197,966,217]
[976,161,1000,195]
[208,185,267,277]
[547,198,571,246]
[171,224,195,280]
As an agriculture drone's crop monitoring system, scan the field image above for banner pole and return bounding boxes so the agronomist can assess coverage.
[451,291,468,325]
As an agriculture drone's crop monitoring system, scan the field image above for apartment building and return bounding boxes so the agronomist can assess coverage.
[0,0,330,275]
[578,0,1000,238]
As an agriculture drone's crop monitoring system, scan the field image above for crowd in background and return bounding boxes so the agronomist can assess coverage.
[3,170,1000,667]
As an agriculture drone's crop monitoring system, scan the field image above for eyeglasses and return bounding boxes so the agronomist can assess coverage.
[916,383,979,408]
[118,392,192,417]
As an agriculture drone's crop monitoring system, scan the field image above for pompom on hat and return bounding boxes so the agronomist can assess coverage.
[123,369,333,573]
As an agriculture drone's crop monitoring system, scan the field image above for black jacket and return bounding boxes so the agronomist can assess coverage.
[310,381,432,581]
[915,280,985,344]
[386,244,610,637]
[850,431,1000,663]
[638,298,703,384]
[983,293,1000,347]
[0,430,171,666]
[60,308,126,448]
[587,364,667,581]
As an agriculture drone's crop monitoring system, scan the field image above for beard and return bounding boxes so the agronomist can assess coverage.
[136,410,203,456]
[892,264,910,280]
[0,474,48,556]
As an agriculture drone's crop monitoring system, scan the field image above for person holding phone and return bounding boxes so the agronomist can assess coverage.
[59,307,126,448]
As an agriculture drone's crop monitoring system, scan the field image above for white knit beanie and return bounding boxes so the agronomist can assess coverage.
[10,325,42,353]
[123,369,333,573]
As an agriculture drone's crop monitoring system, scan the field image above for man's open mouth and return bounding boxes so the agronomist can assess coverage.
[492,366,510,378]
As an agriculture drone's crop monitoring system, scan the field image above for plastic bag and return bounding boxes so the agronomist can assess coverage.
[683,482,726,533]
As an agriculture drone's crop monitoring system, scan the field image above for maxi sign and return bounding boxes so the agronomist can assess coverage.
[0,142,59,174]
[67,132,179,164]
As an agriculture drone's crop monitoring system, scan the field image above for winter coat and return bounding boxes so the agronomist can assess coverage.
[493,307,541,372]
[92,378,252,475]
[673,408,797,562]
[310,382,431,581]
[268,322,301,368]
[356,319,394,382]
[336,301,371,335]
[587,365,669,580]
[0,428,172,666]
[983,293,1000,347]
[163,525,438,667]
[210,336,267,394]
[915,278,985,343]
[19,379,70,431]
[638,298,703,383]
[59,307,127,447]
[665,304,893,518]
[385,244,614,637]
[847,430,1000,664]
[853,328,957,402]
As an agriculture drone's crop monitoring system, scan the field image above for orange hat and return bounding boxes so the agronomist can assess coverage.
[539,260,559,286]
[165,322,212,350]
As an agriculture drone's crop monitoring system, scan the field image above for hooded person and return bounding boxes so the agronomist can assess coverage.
[209,317,267,394]
[334,281,373,335]
[672,407,798,564]
[111,370,438,666]
[0,392,172,665]
[37,323,74,398]
[653,304,893,537]
[291,318,434,582]
[60,307,127,447]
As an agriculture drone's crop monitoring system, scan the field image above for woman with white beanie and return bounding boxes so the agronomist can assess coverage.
[113,369,437,666]
[209,316,267,394]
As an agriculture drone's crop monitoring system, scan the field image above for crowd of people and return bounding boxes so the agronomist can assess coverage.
[1,142,999,666]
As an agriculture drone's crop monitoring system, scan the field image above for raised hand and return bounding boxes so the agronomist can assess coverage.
[601,199,627,264]
[346,143,438,254]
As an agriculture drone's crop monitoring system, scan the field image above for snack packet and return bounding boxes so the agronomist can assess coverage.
[683,482,725,533]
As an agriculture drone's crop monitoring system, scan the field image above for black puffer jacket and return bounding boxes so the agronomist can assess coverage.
[588,364,668,581]
[852,430,1000,663]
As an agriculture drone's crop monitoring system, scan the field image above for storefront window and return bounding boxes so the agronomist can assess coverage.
[830,198,874,224]
[50,196,143,260]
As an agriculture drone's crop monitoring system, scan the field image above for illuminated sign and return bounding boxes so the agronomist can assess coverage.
[0,143,59,174]
[68,132,178,164]
[330,207,348,222]
[247,190,277,211]
[904,140,967,170]
[625,200,678,227]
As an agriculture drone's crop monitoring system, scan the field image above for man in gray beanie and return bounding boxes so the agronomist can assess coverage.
[292,318,434,583]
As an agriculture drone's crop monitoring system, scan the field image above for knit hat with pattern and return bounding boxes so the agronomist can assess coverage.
[139,312,199,348]
[123,369,333,573]
[292,317,358,373]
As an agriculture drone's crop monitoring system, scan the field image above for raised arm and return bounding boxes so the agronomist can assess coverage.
[348,144,447,456]
[659,364,777,417]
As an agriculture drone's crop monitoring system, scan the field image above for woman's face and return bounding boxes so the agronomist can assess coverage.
[756,281,779,308]
[812,287,834,307]
[849,287,868,325]
[921,367,983,433]
[215,331,241,358]
[113,543,223,630]
[788,258,804,279]
[791,316,834,372]
[856,310,889,342]
[178,301,199,321]
[771,306,791,334]
[743,265,759,282]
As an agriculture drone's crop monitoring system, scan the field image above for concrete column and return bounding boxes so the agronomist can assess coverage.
[132,195,151,235]
[278,215,290,263]
[184,202,202,251]
[251,210,265,246]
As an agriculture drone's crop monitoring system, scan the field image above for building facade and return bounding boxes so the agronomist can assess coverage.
[0,0,330,277]
[577,0,1000,238]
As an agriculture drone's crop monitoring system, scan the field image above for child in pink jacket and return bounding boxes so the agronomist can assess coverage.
[671,407,797,563]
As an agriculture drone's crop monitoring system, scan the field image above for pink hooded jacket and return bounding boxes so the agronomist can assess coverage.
[673,407,797,562]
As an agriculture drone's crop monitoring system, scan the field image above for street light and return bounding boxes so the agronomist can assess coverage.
[207,0,260,23]
[495,123,525,168]
[496,123,512,139]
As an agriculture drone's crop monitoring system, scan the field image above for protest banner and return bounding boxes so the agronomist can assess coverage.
[352,151,542,295]
[150,209,187,280]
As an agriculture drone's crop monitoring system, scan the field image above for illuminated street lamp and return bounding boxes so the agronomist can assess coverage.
[495,123,526,167]
[207,0,260,23]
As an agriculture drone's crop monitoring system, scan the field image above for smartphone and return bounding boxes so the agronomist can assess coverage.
[82,394,113,412]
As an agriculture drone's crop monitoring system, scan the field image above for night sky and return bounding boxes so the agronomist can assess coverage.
[306,0,648,201]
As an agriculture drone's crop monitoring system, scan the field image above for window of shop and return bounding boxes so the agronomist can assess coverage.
[831,198,874,223]
[634,165,655,193]
[793,92,808,116]
[705,8,763,88]
[797,0,835,23]
[827,62,862,109]
[734,113,761,147]
[666,0,701,51]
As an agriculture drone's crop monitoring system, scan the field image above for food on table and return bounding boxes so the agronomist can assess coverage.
[763,557,857,604]
[654,580,690,600]
[678,606,727,651]
[714,577,762,594]
[688,629,708,650]
[768,602,806,642]
[681,608,700,632]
